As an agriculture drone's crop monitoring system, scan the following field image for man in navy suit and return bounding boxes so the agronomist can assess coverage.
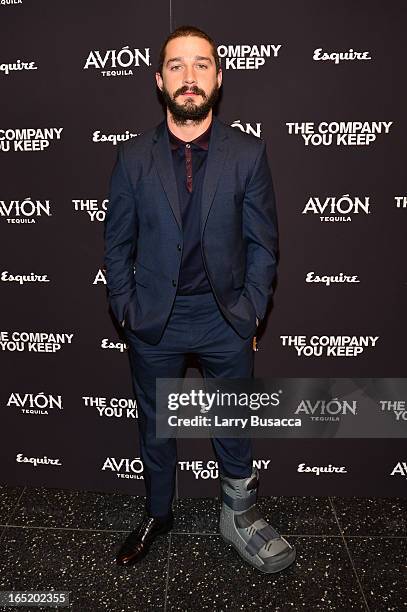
[104,25,296,573]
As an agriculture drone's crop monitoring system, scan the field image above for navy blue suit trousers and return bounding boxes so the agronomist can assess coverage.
[124,290,255,517]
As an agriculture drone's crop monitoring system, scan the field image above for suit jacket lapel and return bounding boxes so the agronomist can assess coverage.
[152,120,183,229]
[200,116,228,238]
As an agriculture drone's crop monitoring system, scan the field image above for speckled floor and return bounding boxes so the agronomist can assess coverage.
[0,484,406,611]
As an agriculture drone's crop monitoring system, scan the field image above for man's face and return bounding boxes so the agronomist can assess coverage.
[156,35,222,125]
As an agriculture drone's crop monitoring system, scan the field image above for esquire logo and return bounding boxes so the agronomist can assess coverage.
[1,270,49,284]
[83,46,150,77]
[0,59,37,75]
[102,457,144,479]
[101,338,128,353]
[313,47,372,64]
[92,129,138,145]
[297,463,347,475]
[16,453,62,467]
[217,44,281,69]
[305,272,360,286]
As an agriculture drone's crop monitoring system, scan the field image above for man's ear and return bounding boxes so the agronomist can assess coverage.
[155,72,163,91]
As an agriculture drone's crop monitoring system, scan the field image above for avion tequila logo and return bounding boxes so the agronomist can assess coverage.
[83,46,150,77]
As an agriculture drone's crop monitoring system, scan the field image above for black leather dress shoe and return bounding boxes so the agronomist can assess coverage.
[116,512,174,567]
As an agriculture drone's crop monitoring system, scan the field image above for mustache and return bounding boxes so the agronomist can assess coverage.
[175,86,206,98]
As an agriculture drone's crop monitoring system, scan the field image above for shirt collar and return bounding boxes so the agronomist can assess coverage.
[167,118,212,151]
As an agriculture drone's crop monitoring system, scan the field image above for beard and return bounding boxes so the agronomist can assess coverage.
[159,81,220,126]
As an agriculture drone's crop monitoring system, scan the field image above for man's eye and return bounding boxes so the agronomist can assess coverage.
[170,65,181,70]
[197,64,208,69]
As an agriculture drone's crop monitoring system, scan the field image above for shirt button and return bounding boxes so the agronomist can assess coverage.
[177,244,181,251]
[185,143,191,148]
[172,279,177,287]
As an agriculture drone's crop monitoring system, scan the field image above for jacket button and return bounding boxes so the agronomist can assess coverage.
[172,279,177,287]
[177,243,181,251]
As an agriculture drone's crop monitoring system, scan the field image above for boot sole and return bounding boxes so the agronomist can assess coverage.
[220,533,296,574]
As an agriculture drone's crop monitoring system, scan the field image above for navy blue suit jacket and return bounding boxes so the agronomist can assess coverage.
[103,115,279,344]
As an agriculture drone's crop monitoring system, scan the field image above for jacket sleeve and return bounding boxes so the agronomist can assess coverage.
[103,143,138,325]
[242,140,279,322]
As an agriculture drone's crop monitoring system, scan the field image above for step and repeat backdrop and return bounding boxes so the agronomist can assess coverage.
[1,0,406,498]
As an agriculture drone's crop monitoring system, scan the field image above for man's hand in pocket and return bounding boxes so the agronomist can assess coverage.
[252,317,260,351]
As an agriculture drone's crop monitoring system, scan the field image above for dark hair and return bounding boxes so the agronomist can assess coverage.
[157,25,221,76]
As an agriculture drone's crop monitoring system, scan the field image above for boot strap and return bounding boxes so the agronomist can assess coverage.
[245,524,281,556]
[221,489,256,511]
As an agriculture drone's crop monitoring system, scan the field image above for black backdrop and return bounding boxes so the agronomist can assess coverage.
[1,0,406,498]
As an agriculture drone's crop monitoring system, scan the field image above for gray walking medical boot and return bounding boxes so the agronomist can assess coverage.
[219,467,296,573]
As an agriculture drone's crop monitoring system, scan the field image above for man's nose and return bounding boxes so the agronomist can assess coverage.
[183,66,197,85]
